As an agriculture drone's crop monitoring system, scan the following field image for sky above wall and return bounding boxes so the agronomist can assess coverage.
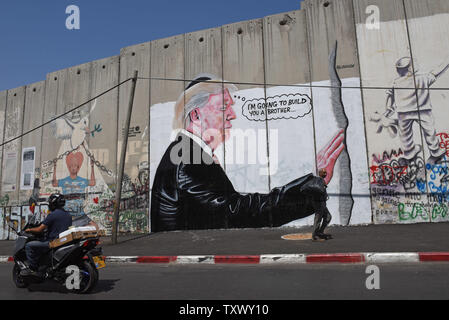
[0,0,304,92]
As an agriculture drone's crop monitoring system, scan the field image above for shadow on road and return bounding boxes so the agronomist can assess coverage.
[24,279,120,295]
[91,279,120,294]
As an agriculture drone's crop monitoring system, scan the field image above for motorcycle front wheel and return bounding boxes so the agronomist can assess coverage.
[12,264,30,289]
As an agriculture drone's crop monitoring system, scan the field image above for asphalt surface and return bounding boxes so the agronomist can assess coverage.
[1,263,449,300]
[1,223,449,257]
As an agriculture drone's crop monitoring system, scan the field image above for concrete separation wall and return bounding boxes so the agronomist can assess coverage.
[1,0,448,237]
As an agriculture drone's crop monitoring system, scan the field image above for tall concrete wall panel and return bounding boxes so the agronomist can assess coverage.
[118,42,151,233]
[263,10,316,227]
[40,69,67,199]
[148,36,185,232]
[354,0,429,224]
[305,0,371,226]
[0,91,7,200]
[222,19,265,86]
[1,86,25,205]
[185,27,224,162]
[222,19,270,195]
[150,37,184,105]
[42,62,96,218]
[304,0,361,81]
[88,56,120,187]
[185,28,223,81]
[83,56,120,229]
[405,0,449,222]
[19,81,45,204]
[0,91,7,197]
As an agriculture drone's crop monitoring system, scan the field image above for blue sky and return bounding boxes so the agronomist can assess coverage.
[0,0,303,92]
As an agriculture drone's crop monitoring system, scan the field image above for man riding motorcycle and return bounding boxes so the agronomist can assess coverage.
[20,194,72,277]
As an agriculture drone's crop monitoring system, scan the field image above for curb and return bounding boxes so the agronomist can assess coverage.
[2,253,449,265]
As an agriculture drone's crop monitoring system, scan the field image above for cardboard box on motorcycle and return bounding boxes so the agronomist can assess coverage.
[49,227,105,249]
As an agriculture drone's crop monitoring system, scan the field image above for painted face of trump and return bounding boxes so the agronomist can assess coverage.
[188,88,237,151]
[172,75,238,151]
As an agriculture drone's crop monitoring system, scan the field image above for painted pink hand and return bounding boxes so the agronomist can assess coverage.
[317,129,345,185]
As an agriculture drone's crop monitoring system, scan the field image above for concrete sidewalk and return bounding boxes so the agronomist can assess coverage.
[1,223,448,262]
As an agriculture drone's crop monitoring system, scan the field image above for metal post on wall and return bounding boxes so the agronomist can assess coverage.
[112,70,139,245]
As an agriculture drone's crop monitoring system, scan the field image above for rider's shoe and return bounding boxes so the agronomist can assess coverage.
[20,267,42,278]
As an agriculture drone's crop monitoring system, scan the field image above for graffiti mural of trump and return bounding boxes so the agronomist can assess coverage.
[150,74,345,232]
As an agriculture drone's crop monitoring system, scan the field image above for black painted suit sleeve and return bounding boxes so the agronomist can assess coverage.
[178,162,314,229]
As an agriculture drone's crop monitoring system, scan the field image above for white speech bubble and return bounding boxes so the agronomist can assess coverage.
[242,93,312,122]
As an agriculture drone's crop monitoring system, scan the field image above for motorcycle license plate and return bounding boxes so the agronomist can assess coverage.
[92,256,106,269]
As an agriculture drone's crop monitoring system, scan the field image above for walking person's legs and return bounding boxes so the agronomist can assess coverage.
[318,206,332,239]
[312,212,324,241]
[311,199,333,241]
[312,200,327,241]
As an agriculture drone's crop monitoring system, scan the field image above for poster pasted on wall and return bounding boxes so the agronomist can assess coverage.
[20,147,36,191]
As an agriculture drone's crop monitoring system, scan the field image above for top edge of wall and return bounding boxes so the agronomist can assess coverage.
[91,55,120,64]
[149,34,185,45]
[186,26,223,36]
[44,55,119,79]
[25,80,46,89]
[264,9,302,20]
[221,17,264,29]
[120,41,152,53]
[6,85,26,95]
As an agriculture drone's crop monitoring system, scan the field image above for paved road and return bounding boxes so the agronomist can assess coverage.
[1,263,449,301]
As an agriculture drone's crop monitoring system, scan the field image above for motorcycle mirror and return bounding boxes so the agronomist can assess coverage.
[7,221,18,234]
[28,212,38,225]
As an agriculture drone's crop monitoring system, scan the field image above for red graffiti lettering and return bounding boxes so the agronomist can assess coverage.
[437,132,449,157]
[370,165,408,185]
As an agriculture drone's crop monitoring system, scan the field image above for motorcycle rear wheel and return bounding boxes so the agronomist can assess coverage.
[12,264,30,289]
[73,261,98,294]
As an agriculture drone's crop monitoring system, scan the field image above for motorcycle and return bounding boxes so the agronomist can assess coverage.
[9,213,105,294]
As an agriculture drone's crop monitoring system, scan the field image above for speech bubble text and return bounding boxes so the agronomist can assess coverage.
[242,94,312,122]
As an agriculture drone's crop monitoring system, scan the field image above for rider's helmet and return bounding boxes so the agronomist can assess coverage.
[48,193,66,212]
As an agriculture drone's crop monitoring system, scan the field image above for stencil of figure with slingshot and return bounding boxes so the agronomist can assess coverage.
[371,56,449,165]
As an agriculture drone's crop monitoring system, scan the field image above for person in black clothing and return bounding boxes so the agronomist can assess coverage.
[311,169,333,241]
[21,194,72,276]
[151,75,345,232]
